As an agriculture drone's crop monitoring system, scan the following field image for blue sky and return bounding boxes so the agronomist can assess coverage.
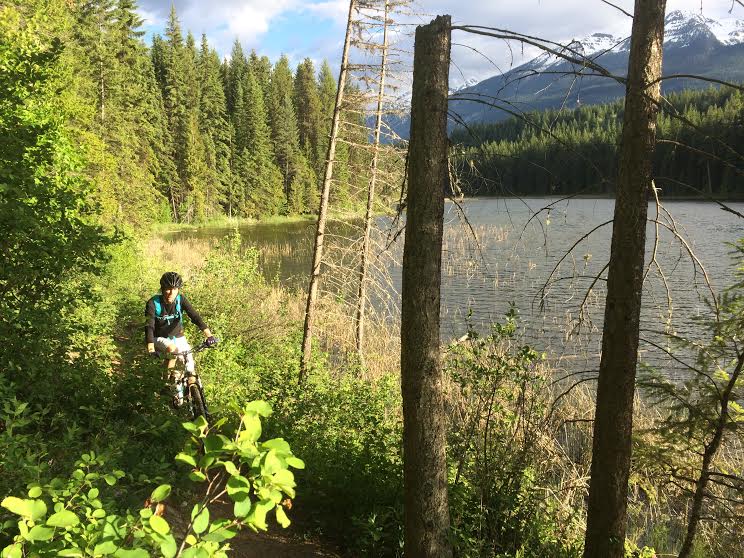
[137,0,744,87]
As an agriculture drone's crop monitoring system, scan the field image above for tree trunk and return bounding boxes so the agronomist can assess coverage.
[400,15,452,558]
[299,0,356,381]
[583,1,666,557]
[355,0,390,363]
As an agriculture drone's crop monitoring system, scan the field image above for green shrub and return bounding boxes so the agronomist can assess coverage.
[1,401,303,558]
[445,309,583,558]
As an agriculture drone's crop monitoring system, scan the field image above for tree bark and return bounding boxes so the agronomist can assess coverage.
[299,0,356,381]
[400,15,453,558]
[583,1,666,557]
[355,0,390,363]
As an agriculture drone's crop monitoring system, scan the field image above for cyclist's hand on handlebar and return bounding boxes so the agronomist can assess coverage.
[205,336,218,347]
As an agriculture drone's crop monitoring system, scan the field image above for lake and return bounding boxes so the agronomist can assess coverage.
[166,197,744,375]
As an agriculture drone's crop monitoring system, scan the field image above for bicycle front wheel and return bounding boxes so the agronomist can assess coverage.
[189,383,207,420]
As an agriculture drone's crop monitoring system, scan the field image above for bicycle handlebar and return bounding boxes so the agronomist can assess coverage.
[154,337,220,358]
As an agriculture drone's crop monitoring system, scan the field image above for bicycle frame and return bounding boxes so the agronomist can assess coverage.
[157,339,217,420]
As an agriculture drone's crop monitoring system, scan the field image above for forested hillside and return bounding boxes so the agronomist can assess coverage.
[452,86,744,198]
[19,0,372,228]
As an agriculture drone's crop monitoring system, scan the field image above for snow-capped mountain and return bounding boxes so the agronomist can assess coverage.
[522,10,744,73]
[442,10,744,130]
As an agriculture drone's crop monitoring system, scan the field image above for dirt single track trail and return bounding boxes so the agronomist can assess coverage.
[228,528,342,558]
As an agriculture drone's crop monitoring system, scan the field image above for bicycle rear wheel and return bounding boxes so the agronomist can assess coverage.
[189,383,207,420]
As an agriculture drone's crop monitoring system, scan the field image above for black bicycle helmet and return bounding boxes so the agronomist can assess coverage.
[160,271,183,290]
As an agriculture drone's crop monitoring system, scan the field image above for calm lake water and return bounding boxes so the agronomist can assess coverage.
[167,198,744,374]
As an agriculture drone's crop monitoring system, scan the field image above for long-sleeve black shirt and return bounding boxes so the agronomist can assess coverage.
[145,294,208,344]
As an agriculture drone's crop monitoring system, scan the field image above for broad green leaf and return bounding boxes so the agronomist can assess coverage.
[244,400,272,417]
[192,507,209,534]
[240,413,261,443]
[286,457,305,469]
[261,438,290,454]
[58,549,84,557]
[149,515,170,535]
[247,499,273,531]
[182,421,200,434]
[112,549,149,558]
[139,508,153,519]
[47,510,80,528]
[263,450,282,475]
[188,470,207,483]
[223,461,239,476]
[272,469,295,488]
[103,517,127,540]
[206,519,237,541]
[175,453,197,467]
[181,548,209,558]
[27,525,54,541]
[275,506,291,528]
[203,435,223,452]
[185,534,197,545]
[91,508,107,519]
[27,487,42,498]
[198,455,216,469]
[193,415,209,436]
[233,497,251,518]
[1,497,46,520]
[88,488,99,500]
[93,540,118,555]
[226,475,251,501]
[2,543,22,558]
[160,534,177,558]
[150,484,171,503]
[191,504,201,521]
[1,497,27,517]
[103,475,117,486]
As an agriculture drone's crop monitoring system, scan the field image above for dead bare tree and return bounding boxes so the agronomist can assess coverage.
[300,0,356,382]
[354,0,391,363]
[400,14,452,558]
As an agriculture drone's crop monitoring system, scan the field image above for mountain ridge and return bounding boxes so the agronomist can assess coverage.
[390,10,744,138]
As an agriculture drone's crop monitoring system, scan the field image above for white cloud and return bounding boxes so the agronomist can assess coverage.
[301,0,349,25]
[136,0,744,82]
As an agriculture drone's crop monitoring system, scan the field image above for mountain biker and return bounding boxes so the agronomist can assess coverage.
[145,272,217,382]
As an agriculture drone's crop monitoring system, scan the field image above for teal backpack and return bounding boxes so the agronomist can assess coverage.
[152,294,183,326]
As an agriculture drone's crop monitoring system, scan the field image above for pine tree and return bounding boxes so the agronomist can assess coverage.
[294,58,323,177]
[271,89,309,213]
[198,34,231,218]
[317,60,336,177]
[226,39,247,117]
[249,49,272,107]
[234,70,284,217]
[268,55,295,139]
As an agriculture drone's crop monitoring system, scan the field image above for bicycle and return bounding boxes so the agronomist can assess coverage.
[155,338,218,421]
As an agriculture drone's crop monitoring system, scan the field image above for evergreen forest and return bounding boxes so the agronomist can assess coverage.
[452,86,744,198]
[8,0,373,230]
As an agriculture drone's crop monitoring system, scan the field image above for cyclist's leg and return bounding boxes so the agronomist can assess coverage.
[173,336,195,374]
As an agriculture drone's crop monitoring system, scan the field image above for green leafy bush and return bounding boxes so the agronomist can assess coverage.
[1,401,302,558]
[445,309,583,558]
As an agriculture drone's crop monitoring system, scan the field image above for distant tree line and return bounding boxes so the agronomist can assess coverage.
[451,87,744,198]
[58,0,371,226]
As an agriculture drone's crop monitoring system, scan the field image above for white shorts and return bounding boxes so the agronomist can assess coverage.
[155,336,195,373]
